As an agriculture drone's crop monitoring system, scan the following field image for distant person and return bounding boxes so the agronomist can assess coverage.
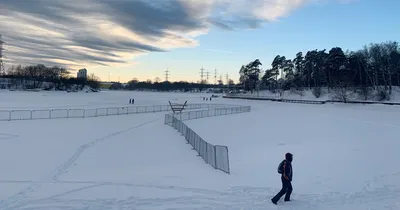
[271,153,293,205]
[129,99,132,104]
[132,98,135,104]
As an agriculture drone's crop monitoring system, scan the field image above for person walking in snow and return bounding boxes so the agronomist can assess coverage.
[271,152,293,205]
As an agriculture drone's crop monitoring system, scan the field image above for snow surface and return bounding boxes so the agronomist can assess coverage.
[1,90,400,209]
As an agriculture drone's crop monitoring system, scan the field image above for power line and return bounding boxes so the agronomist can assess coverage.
[0,34,5,76]
[199,66,205,83]
[214,69,217,85]
[164,68,170,82]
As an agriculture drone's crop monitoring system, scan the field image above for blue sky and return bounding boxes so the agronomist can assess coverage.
[94,0,399,83]
[1,0,399,83]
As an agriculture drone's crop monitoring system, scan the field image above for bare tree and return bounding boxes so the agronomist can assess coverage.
[331,81,353,103]
[87,73,100,90]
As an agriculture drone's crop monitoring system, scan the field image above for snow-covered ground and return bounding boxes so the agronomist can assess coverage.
[0,90,209,110]
[1,90,399,209]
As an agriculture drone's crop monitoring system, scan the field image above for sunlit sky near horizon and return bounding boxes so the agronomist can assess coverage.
[1,0,399,83]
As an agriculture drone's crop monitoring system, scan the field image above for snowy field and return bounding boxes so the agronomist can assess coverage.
[1,90,400,209]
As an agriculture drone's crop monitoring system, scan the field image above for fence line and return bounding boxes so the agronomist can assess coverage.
[223,95,325,104]
[0,103,234,121]
[164,105,251,174]
[223,94,400,106]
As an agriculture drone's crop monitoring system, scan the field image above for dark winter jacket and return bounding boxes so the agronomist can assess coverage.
[280,160,293,182]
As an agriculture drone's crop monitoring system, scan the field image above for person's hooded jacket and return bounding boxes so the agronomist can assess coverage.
[280,153,293,181]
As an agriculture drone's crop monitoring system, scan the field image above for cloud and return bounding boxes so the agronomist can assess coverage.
[0,0,343,71]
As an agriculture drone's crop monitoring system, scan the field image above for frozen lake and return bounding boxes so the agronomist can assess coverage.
[0,90,399,209]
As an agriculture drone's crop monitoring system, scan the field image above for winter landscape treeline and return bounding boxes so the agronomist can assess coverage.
[109,78,235,92]
[0,64,100,91]
[2,40,399,100]
[0,64,235,92]
[239,41,400,101]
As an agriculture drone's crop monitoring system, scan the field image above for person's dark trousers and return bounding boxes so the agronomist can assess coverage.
[272,176,293,203]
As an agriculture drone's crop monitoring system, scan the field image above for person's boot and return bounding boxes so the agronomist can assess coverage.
[271,199,277,205]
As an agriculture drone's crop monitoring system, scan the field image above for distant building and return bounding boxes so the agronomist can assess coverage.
[77,68,87,79]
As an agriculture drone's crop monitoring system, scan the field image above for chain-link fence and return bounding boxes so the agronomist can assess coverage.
[223,94,326,104]
[164,105,251,174]
[0,103,235,121]
[173,106,251,121]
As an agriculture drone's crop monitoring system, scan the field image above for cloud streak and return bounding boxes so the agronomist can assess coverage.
[0,0,341,70]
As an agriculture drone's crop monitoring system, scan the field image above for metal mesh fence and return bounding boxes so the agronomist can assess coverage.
[0,103,235,121]
[84,109,97,117]
[164,105,251,174]
[223,94,326,104]
[173,106,251,121]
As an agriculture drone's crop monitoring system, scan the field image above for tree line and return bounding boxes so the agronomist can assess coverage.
[110,78,236,92]
[1,64,237,93]
[1,64,101,90]
[239,41,400,101]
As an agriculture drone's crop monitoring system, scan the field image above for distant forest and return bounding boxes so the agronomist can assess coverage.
[109,78,235,92]
[2,40,399,100]
[0,64,235,92]
[238,41,400,101]
[1,64,101,90]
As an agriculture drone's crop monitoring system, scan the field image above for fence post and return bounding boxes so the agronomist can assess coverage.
[83,109,85,118]
[49,110,52,119]
[205,142,208,164]
[96,108,98,117]
[106,108,109,116]
[8,111,11,121]
[30,110,32,120]
[67,109,70,118]
[226,146,230,174]
[214,145,218,169]
[181,121,184,135]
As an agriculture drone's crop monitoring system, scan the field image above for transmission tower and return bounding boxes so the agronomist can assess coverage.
[214,69,217,85]
[226,73,229,87]
[205,71,210,84]
[0,34,5,76]
[164,68,170,82]
[199,66,205,83]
